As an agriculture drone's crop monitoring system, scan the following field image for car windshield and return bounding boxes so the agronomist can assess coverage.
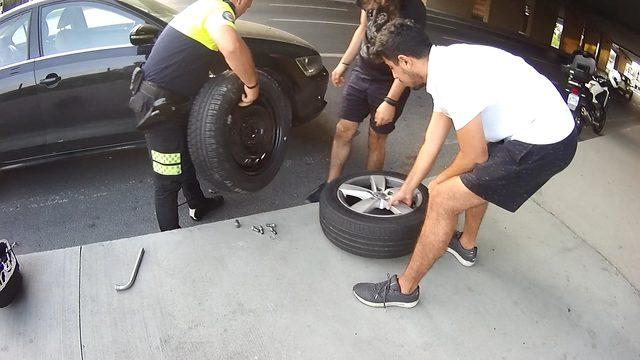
[118,0,177,22]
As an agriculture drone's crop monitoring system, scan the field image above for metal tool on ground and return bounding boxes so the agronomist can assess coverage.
[266,223,278,236]
[234,219,241,228]
[252,225,265,235]
[115,248,145,292]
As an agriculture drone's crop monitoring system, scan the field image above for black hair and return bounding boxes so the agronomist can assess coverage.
[372,19,432,64]
[356,0,400,19]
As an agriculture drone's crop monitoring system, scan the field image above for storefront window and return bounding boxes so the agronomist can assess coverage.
[551,17,564,49]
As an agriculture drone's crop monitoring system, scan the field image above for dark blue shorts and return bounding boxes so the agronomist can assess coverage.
[460,129,578,212]
[340,67,410,135]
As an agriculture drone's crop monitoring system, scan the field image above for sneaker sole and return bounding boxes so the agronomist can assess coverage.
[446,248,476,267]
[353,291,419,308]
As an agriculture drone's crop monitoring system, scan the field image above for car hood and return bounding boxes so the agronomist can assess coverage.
[236,20,314,50]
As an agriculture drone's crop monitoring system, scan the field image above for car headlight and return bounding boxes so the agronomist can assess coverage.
[296,55,324,77]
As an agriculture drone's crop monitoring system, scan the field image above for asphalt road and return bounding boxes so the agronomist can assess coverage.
[2,0,639,254]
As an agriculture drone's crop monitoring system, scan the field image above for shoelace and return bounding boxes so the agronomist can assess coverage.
[372,273,393,308]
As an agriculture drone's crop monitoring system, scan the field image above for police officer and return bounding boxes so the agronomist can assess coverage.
[129,0,258,231]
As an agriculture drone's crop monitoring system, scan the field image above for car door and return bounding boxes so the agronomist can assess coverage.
[34,0,146,154]
[0,10,44,164]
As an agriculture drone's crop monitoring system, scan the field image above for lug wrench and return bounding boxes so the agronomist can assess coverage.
[115,248,145,292]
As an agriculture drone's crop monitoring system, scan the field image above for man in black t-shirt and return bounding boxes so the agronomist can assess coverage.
[306,0,427,202]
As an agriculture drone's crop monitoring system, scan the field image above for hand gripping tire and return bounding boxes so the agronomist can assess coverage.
[188,70,292,193]
[319,171,429,259]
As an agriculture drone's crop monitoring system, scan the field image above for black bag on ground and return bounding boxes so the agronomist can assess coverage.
[0,239,22,308]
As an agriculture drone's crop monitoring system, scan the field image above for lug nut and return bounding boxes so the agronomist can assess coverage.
[252,225,265,235]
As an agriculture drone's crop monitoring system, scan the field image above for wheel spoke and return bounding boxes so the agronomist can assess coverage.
[389,202,413,215]
[350,198,380,214]
[370,175,386,192]
[339,184,374,200]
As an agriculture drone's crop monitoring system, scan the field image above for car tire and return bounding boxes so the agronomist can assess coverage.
[188,70,292,193]
[319,171,428,259]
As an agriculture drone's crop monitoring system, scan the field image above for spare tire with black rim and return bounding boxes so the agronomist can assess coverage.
[188,70,292,193]
[319,171,428,259]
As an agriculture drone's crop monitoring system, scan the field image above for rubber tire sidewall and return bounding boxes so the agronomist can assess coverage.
[188,70,292,193]
[319,170,428,259]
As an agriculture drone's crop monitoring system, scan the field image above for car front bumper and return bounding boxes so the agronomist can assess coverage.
[291,67,329,126]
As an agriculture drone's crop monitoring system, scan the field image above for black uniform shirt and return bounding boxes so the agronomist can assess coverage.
[142,0,237,97]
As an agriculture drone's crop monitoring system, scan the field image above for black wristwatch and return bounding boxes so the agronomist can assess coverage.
[384,97,398,107]
[245,82,258,89]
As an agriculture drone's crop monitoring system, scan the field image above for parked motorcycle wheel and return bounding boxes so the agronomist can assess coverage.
[319,171,428,259]
[591,106,607,135]
[188,70,292,193]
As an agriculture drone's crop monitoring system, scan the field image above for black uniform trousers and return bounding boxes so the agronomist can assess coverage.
[130,83,206,231]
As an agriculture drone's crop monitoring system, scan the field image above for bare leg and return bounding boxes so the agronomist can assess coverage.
[327,119,359,182]
[366,128,387,172]
[398,177,487,294]
[460,202,488,249]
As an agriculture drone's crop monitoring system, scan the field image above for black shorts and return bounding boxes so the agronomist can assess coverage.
[460,130,578,212]
[340,66,410,135]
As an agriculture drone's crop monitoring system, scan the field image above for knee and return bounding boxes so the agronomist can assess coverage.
[334,121,358,142]
[428,186,455,215]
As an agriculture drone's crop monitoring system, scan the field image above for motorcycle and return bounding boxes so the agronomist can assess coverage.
[608,70,634,102]
[563,66,610,135]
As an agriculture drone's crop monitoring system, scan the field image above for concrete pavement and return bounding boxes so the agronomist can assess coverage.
[2,127,639,359]
[533,126,640,291]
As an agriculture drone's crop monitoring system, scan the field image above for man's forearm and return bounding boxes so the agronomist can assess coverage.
[225,40,258,86]
[402,112,453,192]
[402,143,439,192]
[341,25,365,65]
[434,114,489,185]
[435,152,481,184]
[386,78,407,101]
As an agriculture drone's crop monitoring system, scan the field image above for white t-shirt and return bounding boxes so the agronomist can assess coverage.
[426,44,575,145]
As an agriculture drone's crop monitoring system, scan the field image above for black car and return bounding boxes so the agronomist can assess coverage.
[0,0,328,171]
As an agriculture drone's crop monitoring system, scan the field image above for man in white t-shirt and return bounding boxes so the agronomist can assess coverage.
[352,19,578,308]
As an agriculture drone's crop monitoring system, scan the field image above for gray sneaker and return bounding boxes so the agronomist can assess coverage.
[353,274,419,308]
[446,231,477,267]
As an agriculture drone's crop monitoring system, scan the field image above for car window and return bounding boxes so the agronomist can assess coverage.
[0,12,30,68]
[41,2,144,56]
